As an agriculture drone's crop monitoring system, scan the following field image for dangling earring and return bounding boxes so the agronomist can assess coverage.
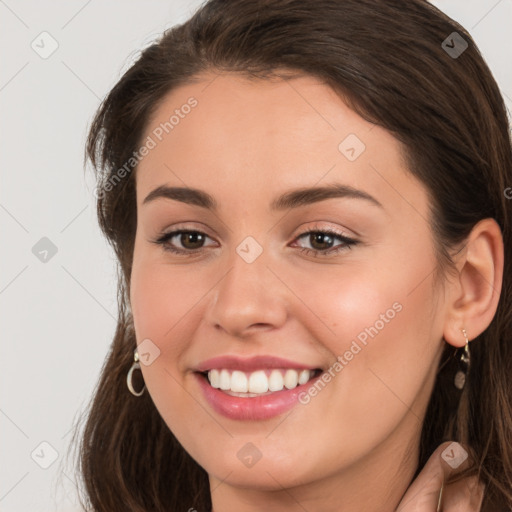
[127,349,146,396]
[454,328,470,390]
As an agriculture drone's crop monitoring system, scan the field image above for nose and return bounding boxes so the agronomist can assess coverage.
[205,243,288,338]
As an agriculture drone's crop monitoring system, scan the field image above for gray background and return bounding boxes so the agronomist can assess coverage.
[1,1,510,510]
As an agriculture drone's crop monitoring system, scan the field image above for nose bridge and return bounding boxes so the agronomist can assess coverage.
[207,234,287,336]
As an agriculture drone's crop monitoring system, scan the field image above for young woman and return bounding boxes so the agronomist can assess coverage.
[72,0,512,510]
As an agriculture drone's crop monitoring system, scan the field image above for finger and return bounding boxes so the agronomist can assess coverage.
[442,475,485,511]
[396,441,472,512]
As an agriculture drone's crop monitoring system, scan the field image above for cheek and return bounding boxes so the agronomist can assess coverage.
[283,245,441,444]
[130,251,210,356]
[130,255,211,448]
[129,247,227,409]
[130,251,189,397]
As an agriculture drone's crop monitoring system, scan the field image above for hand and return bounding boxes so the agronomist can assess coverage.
[396,441,485,511]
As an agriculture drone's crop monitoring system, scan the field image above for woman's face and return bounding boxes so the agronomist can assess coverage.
[130,72,447,494]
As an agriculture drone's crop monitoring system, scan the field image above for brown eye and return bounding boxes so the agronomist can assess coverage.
[308,232,335,250]
[153,230,216,255]
[178,231,206,250]
[292,228,358,258]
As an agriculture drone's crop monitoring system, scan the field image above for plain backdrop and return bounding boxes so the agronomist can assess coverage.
[1,1,511,510]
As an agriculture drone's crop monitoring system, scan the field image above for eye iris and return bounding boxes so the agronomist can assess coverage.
[181,232,204,249]
[310,232,333,250]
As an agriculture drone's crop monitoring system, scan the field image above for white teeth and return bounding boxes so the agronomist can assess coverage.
[219,369,230,390]
[209,369,220,388]
[206,368,317,395]
[284,369,298,389]
[248,370,269,393]
[298,369,310,385]
[231,371,248,392]
[268,370,284,392]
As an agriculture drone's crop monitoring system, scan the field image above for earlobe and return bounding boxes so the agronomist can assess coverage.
[443,218,504,348]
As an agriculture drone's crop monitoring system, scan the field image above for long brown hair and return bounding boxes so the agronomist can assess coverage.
[71,0,512,510]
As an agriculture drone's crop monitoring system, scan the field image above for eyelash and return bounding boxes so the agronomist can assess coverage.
[151,227,358,258]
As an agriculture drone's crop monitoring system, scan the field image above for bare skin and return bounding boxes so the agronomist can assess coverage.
[129,72,502,512]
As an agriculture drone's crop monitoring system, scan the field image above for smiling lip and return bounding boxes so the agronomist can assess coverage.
[194,355,324,421]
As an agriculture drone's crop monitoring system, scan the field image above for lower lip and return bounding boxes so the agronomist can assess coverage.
[194,372,323,421]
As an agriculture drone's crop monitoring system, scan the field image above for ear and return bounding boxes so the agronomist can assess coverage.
[443,218,504,347]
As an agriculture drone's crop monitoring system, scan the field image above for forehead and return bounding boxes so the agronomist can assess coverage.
[139,72,378,165]
[135,72,427,220]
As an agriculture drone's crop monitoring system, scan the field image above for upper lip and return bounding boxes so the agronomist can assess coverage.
[195,355,323,373]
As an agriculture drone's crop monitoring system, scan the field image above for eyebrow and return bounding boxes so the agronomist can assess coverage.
[142,183,383,211]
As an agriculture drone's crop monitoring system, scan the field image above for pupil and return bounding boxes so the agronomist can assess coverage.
[183,232,203,249]
[311,232,332,250]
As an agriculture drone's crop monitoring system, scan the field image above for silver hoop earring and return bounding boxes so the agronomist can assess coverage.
[127,349,146,396]
[454,328,471,390]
